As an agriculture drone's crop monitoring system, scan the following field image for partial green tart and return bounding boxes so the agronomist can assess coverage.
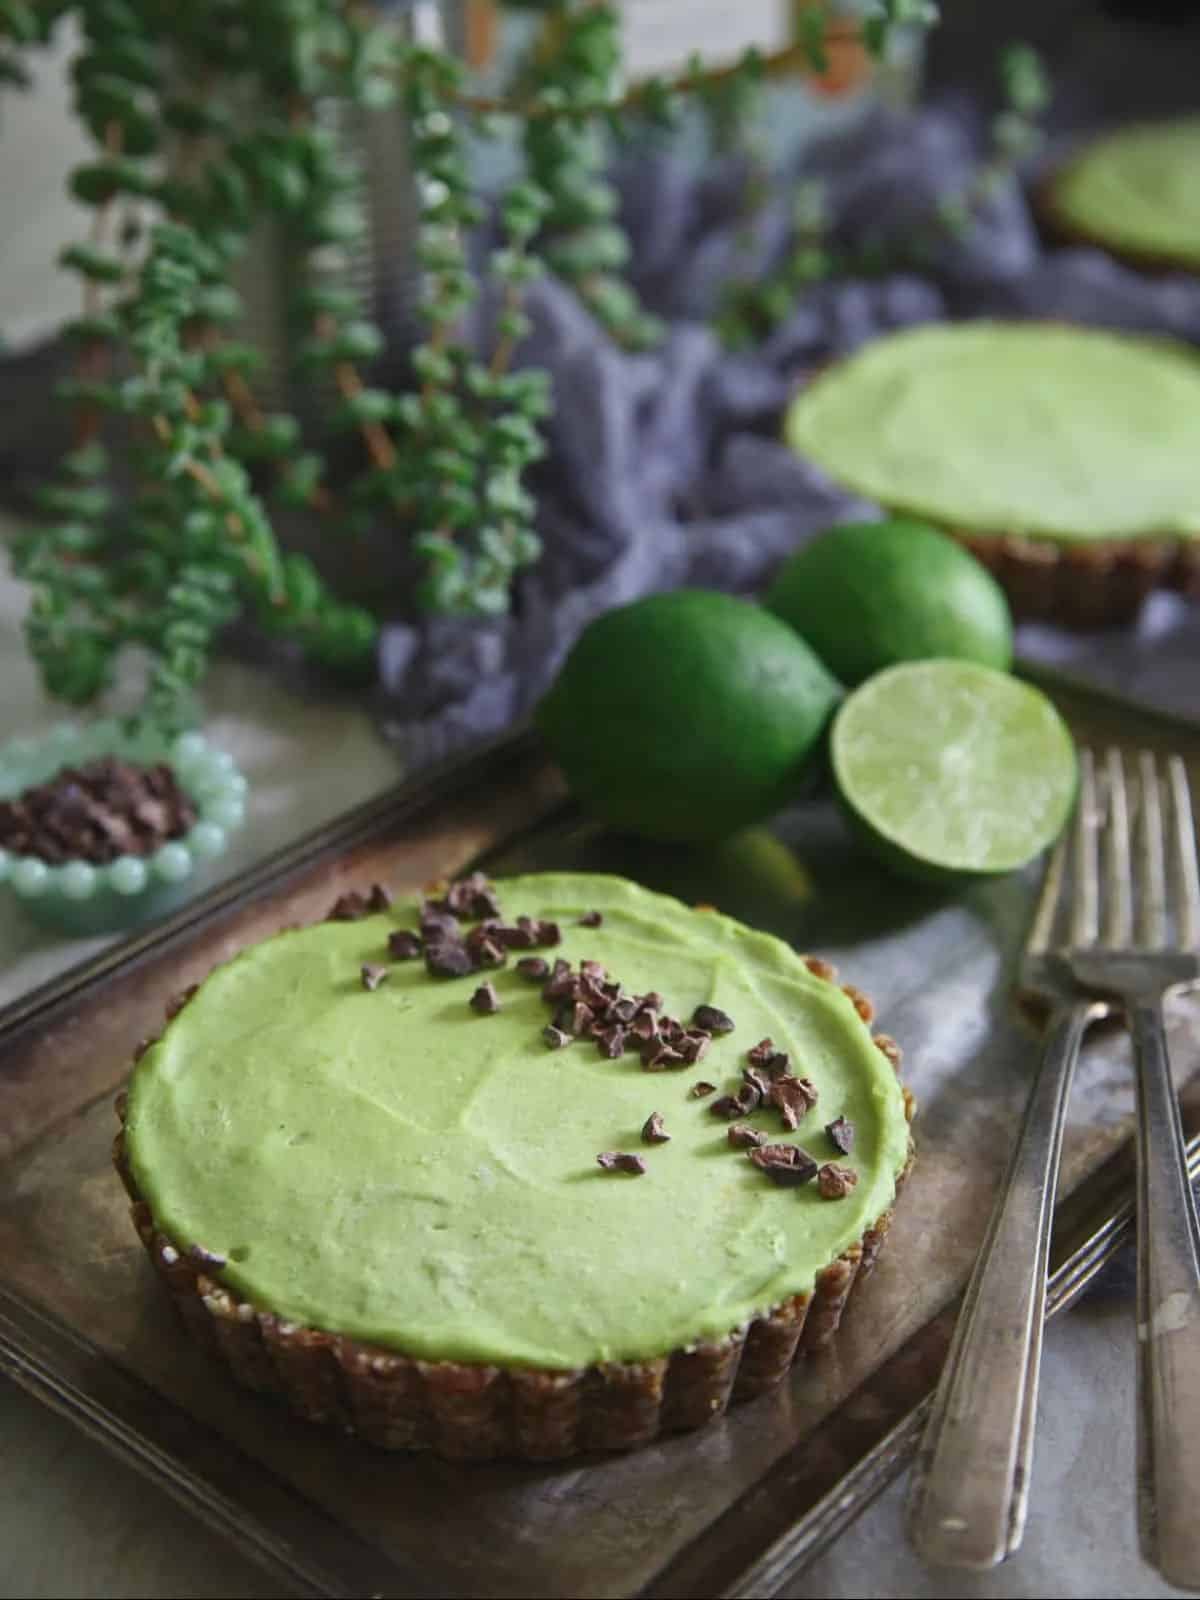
[116,871,912,1460]
[784,321,1200,624]
[1043,119,1200,273]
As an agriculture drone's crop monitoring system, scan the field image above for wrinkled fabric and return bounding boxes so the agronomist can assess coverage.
[375,101,1200,763]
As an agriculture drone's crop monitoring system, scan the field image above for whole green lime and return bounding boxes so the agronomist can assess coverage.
[536,590,842,843]
[831,659,1077,882]
[765,518,1013,685]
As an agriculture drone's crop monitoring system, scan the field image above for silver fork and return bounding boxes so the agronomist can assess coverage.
[909,748,1200,1581]
[907,748,1110,1570]
[1068,750,1200,1590]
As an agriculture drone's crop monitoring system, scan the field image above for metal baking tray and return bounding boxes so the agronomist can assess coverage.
[1,672,1198,1600]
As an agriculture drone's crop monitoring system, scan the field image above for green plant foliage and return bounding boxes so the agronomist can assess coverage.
[0,0,941,731]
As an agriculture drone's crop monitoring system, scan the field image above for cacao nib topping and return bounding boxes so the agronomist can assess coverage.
[597,1025,627,1060]
[470,981,501,1015]
[578,910,604,927]
[637,991,663,1014]
[608,997,638,1025]
[748,1144,819,1187]
[535,919,562,947]
[692,1004,735,1035]
[658,1016,685,1043]
[187,1243,227,1269]
[710,1083,760,1119]
[568,1001,596,1037]
[690,1080,718,1099]
[328,890,369,922]
[630,1012,658,1043]
[543,1024,572,1049]
[818,1162,859,1199]
[420,904,460,942]
[366,883,392,912]
[580,959,607,983]
[641,1112,670,1144]
[542,959,575,1000]
[746,1037,791,1077]
[739,1080,763,1113]
[438,872,501,921]
[742,1064,772,1101]
[642,1044,687,1072]
[516,956,550,982]
[728,1123,768,1149]
[493,921,536,949]
[769,1075,819,1131]
[578,976,611,1010]
[681,1031,712,1064]
[387,929,423,961]
[596,1151,646,1175]
[826,1116,856,1155]
[474,937,507,970]
[360,963,388,992]
[166,983,198,1020]
[424,942,475,980]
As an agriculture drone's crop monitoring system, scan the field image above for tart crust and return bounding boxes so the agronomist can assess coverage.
[955,525,1200,628]
[113,966,915,1462]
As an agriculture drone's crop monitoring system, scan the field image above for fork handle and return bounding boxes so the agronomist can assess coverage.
[908,999,1101,1569]
[1131,997,1200,1590]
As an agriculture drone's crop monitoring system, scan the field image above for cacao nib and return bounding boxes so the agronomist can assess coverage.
[769,1075,819,1131]
[470,981,501,1015]
[425,942,475,979]
[692,1004,735,1035]
[387,929,423,960]
[596,1151,646,1175]
[826,1116,855,1155]
[748,1144,818,1187]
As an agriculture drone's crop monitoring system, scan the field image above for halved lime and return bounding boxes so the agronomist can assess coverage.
[831,660,1077,881]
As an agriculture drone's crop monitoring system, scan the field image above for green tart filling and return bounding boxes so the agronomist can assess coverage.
[1052,119,1200,270]
[784,321,1200,544]
[124,872,909,1371]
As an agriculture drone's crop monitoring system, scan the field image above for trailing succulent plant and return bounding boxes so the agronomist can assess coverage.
[716,39,1049,349]
[0,0,942,733]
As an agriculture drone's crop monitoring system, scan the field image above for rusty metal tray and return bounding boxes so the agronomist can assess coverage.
[1,673,1198,1600]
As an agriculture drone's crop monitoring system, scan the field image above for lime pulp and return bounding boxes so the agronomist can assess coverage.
[830,660,1078,880]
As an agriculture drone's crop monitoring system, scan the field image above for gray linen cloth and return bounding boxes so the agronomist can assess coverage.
[376,102,1200,762]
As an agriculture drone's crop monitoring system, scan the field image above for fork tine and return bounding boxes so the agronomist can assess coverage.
[1167,756,1200,950]
[1026,821,1070,956]
[1070,748,1100,947]
[1103,748,1134,948]
[1136,750,1169,948]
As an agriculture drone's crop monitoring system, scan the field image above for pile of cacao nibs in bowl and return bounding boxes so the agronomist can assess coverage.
[0,723,247,932]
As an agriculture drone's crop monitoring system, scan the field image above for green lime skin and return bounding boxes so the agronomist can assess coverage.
[831,659,1077,884]
[765,519,1014,686]
[536,589,843,843]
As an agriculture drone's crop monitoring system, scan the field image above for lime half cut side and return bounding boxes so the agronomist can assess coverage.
[831,660,1078,880]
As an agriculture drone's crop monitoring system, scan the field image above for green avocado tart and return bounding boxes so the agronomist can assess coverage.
[116,871,913,1459]
[784,321,1200,625]
[1042,118,1200,273]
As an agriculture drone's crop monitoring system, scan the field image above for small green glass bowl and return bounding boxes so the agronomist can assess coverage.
[0,721,248,935]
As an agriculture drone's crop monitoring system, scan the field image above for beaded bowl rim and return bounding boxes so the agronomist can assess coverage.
[0,722,248,904]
